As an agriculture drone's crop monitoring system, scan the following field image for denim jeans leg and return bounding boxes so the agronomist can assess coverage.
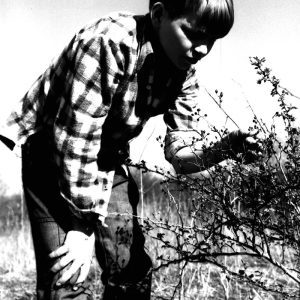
[22,133,94,300]
[24,184,94,300]
[94,170,153,300]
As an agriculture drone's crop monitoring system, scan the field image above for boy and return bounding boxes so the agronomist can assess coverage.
[0,0,255,299]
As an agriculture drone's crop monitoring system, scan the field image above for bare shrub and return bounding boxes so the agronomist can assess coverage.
[129,57,300,299]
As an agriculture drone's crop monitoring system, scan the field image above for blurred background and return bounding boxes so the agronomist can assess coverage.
[1,0,300,195]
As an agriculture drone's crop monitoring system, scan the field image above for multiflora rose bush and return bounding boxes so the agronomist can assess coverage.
[131,57,300,298]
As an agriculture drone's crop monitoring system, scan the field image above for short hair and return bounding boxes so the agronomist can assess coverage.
[149,0,234,38]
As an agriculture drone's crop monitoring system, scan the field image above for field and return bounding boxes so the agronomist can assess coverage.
[0,184,299,300]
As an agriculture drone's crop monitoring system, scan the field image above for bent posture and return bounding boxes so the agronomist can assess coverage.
[0,0,257,299]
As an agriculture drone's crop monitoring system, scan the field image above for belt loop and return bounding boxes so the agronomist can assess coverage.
[139,168,144,226]
[127,166,144,225]
[126,167,141,216]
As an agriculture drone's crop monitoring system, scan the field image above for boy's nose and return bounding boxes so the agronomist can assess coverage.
[194,44,208,56]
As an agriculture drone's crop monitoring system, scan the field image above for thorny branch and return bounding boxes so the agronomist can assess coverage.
[128,57,300,299]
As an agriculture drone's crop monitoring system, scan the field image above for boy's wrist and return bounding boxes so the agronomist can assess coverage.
[212,138,231,161]
[70,216,95,236]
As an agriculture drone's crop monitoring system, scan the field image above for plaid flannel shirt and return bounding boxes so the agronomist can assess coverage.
[0,12,200,225]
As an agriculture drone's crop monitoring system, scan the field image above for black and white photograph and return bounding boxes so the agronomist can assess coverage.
[1,1,300,299]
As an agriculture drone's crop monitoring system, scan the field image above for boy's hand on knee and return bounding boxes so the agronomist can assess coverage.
[49,230,95,287]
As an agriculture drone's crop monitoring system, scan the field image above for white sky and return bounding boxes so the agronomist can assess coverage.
[1,0,300,193]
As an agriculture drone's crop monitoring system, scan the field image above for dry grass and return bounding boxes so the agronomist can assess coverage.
[0,189,299,300]
[0,194,35,300]
[0,226,35,299]
[142,187,300,300]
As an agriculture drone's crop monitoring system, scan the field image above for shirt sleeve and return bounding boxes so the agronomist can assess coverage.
[163,66,202,163]
[52,31,125,229]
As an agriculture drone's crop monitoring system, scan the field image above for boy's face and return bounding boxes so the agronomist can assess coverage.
[154,7,216,70]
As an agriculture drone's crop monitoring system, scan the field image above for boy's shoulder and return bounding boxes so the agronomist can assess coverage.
[78,11,143,46]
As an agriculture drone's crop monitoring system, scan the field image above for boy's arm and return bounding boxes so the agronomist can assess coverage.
[48,29,125,287]
[167,131,260,174]
[163,67,260,174]
[52,31,125,234]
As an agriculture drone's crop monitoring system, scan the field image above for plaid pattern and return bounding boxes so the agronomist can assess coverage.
[1,12,200,221]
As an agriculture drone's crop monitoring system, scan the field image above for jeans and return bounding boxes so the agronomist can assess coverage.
[22,133,152,299]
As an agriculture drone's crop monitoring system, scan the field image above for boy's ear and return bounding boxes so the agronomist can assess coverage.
[150,2,166,29]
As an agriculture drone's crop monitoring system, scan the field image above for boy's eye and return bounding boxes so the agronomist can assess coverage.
[184,28,207,41]
[183,27,216,46]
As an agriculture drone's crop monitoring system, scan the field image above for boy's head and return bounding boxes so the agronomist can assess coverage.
[149,0,234,70]
[149,0,234,39]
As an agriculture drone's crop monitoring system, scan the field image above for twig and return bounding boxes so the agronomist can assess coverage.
[231,78,267,135]
[205,88,241,130]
